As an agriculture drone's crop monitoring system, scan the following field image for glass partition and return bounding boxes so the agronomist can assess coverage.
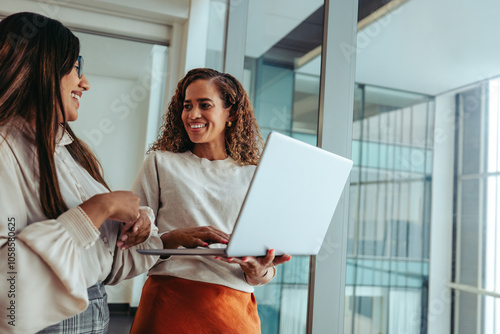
[243,1,324,333]
[345,83,434,334]
[205,0,227,71]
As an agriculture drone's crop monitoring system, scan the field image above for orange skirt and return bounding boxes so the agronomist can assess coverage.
[130,276,261,334]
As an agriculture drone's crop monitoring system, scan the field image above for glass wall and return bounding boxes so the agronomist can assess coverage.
[241,3,437,333]
[345,84,434,334]
[230,0,500,332]
[205,0,227,71]
[453,78,500,334]
[243,1,324,333]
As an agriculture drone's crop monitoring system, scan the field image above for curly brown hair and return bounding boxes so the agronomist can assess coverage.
[149,68,262,165]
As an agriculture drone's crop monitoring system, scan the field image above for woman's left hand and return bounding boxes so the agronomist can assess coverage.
[116,209,151,250]
[216,249,292,285]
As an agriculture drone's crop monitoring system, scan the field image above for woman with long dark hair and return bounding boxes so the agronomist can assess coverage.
[0,12,162,333]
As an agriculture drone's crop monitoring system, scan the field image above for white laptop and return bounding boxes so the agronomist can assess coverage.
[137,131,353,257]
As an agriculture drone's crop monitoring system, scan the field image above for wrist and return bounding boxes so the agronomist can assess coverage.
[94,193,114,219]
[79,194,112,229]
[244,267,276,286]
[161,232,180,249]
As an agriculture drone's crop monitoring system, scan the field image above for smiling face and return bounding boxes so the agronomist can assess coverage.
[59,59,90,122]
[181,79,232,159]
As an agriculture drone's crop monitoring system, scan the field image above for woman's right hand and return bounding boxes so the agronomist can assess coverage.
[161,226,230,249]
[104,191,141,223]
[79,191,140,229]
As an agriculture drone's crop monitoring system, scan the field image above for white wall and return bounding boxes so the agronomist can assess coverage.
[69,34,168,305]
[71,75,149,190]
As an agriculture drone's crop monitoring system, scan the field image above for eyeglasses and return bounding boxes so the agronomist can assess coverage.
[76,55,83,79]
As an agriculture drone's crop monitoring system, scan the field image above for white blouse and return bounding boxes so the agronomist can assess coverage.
[0,123,162,334]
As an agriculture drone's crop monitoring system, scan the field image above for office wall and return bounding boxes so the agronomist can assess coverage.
[71,75,149,190]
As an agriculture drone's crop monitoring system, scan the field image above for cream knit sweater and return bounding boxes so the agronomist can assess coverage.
[133,150,257,292]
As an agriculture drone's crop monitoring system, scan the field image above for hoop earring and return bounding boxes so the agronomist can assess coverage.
[227,121,232,128]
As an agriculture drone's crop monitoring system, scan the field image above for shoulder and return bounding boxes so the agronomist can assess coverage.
[242,163,257,172]
[0,123,34,162]
[230,159,257,172]
[237,163,257,179]
[137,151,187,178]
[143,150,183,166]
[0,131,17,166]
[0,126,37,187]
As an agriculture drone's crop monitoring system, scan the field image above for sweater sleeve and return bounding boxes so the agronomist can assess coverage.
[132,153,161,218]
[0,141,100,333]
[101,153,164,285]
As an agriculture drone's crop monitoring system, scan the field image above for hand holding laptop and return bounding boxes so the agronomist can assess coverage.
[158,224,292,286]
[215,248,292,286]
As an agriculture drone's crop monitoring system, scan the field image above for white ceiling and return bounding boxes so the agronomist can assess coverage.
[355,0,500,96]
[7,0,490,98]
[0,0,183,80]
[88,0,188,23]
[0,0,188,44]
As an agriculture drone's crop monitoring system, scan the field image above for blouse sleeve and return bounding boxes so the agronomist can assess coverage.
[103,206,162,286]
[0,141,100,333]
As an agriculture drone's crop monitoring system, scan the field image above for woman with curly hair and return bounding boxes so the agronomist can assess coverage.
[130,68,291,333]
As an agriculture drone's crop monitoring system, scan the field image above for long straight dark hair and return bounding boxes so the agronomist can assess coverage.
[0,12,108,219]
